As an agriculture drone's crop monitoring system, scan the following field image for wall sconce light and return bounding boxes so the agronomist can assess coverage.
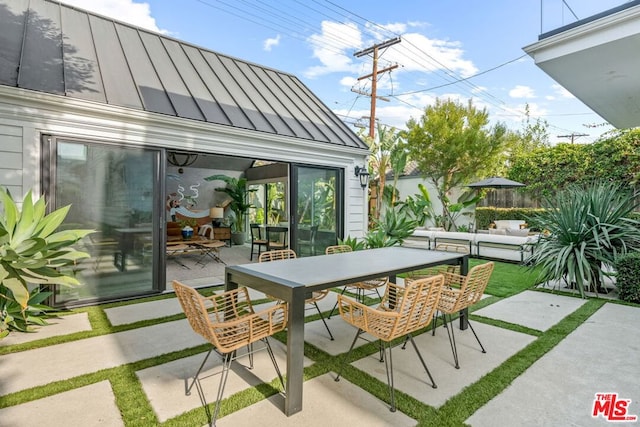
[209,207,224,227]
[354,165,370,190]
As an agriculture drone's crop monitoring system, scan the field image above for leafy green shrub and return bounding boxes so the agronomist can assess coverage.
[0,188,92,337]
[614,252,640,303]
[338,235,365,251]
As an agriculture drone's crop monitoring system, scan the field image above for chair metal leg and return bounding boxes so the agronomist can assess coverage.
[443,313,460,369]
[211,352,233,426]
[327,286,349,319]
[381,340,396,412]
[335,328,362,382]
[186,348,215,396]
[407,334,437,389]
[467,317,486,354]
[263,337,285,390]
[312,301,334,340]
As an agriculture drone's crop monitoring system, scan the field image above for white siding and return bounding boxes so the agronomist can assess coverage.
[0,123,23,197]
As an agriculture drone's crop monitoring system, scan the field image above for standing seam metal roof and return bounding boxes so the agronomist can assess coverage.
[0,0,368,150]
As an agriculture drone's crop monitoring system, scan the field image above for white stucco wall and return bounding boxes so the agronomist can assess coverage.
[395,176,476,229]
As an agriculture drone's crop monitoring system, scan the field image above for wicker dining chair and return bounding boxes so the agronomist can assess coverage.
[258,249,334,340]
[433,261,495,369]
[335,274,445,412]
[172,280,287,426]
[325,245,388,318]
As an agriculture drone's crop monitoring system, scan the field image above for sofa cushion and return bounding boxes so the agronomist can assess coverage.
[506,228,529,237]
[488,228,506,235]
[494,220,526,230]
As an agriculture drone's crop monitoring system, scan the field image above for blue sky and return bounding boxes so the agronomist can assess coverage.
[60,0,625,144]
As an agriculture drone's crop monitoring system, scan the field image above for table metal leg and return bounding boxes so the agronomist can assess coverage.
[285,286,306,416]
[459,255,469,330]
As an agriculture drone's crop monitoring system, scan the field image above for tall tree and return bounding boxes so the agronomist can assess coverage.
[403,98,508,229]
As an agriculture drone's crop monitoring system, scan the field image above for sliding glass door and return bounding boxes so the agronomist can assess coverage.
[291,165,343,257]
[45,137,160,305]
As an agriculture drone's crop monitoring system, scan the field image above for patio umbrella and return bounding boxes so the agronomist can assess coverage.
[467,177,526,189]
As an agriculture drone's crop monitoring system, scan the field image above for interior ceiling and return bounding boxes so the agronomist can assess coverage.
[169,152,256,172]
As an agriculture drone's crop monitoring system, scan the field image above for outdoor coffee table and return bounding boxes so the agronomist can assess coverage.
[225,246,468,416]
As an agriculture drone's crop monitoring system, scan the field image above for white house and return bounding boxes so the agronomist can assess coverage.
[0,0,369,305]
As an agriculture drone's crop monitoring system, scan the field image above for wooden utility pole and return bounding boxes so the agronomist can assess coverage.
[354,37,401,138]
[558,132,589,143]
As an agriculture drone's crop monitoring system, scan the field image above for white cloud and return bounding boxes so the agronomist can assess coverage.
[304,21,477,80]
[381,32,477,78]
[552,84,575,99]
[509,85,536,99]
[304,21,363,78]
[263,35,281,52]
[58,0,165,33]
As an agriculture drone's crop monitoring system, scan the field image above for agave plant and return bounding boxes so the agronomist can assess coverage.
[527,182,640,298]
[364,207,417,248]
[0,188,92,336]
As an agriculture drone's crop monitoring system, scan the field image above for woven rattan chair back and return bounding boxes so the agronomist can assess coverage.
[258,248,296,262]
[406,264,461,281]
[367,274,444,341]
[325,244,352,254]
[172,280,287,425]
[172,280,287,354]
[441,261,494,313]
[336,274,445,412]
[258,249,334,340]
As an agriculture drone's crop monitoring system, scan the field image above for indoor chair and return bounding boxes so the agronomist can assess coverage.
[249,223,268,261]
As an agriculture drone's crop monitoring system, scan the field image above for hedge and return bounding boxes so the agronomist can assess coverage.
[614,252,640,303]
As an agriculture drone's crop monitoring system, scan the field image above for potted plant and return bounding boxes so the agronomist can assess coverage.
[178,218,197,240]
[204,174,256,245]
[0,187,92,337]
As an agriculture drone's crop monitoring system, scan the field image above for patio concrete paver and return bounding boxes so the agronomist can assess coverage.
[138,337,312,423]
[0,381,124,427]
[0,312,91,347]
[216,373,416,427]
[0,318,202,396]
[467,303,640,427]
[473,290,587,331]
[351,321,536,408]
[105,298,183,326]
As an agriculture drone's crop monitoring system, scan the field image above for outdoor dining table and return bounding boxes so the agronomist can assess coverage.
[225,246,468,416]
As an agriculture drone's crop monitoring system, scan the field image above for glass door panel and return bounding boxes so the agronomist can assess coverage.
[292,166,342,257]
[50,139,158,305]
